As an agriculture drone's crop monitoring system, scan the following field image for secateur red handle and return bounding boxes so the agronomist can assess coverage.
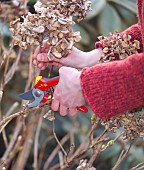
[34,76,60,91]
[34,76,88,113]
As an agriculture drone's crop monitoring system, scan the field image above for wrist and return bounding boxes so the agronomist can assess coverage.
[84,48,103,67]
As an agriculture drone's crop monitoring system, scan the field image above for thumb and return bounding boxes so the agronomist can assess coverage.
[37,53,63,62]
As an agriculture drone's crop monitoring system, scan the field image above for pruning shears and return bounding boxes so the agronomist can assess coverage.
[19,76,88,113]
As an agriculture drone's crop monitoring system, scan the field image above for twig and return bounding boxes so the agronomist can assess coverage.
[4,48,22,85]
[43,133,70,170]
[4,131,23,169]
[60,128,106,170]
[0,60,4,71]
[68,119,75,157]
[55,120,100,170]
[61,149,89,170]
[0,161,5,170]
[0,86,8,147]
[1,26,11,80]
[2,130,8,148]
[112,142,134,170]
[99,132,124,152]
[0,85,4,120]
[1,117,23,162]
[49,137,105,170]
[0,99,52,133]
[66,119,75,162]
[73,120,99,158]
[0,112,22,133]
[48,65,54,78]
[34,110,44,170]
[11,112,38,170]
[89,137,109,149]
[52,116,67,157]
[2,44,13,84]
[5,102,19,116]
[58,151,64,169]
[130,162,144,170]
[25,46,34,91]
[48,163,61,170]
[88,131,108,167]
[38,136,54,168]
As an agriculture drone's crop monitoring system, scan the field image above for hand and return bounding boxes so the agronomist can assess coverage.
[33,40,50,70]
[33,40,103,70]
[51,66,85,117]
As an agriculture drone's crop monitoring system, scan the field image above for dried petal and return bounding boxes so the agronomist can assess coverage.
[33,26,45,33]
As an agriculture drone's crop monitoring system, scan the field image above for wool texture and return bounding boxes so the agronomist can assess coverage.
[80,0,144,120]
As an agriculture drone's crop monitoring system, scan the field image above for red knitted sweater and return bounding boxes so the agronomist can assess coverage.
[80,0,144,120]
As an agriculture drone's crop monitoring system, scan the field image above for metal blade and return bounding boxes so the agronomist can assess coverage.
[27,88,44,108]
[19,89,34,100]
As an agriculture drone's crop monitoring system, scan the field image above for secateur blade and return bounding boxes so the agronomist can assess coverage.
[19,88,45,108]
[27,88,44,108]
[19,89,34,100]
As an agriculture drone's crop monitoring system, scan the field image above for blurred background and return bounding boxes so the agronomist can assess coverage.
[0,0,144,170]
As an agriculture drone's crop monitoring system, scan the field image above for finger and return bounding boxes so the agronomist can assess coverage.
[51,99,60,111]
[37,53,49,62]
[37,54,64,68]
[41,65,47,70]
[69,108,78,117]
[33,46,40,59]
[41,63,49,70]
[33,41,49,58]
[37,62,45,69]
[60,105,68,116]
[33,59,38,66]
[52,62,63,68]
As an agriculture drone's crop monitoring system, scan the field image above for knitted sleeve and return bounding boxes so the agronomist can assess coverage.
[95,23,143,53]
[80,53,144,120]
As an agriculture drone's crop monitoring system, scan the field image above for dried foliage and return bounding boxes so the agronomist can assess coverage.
[100,109,144,141]
[0,0,144,170]
[98,32,140,62]
[0,0,27,22]
[76,159,96,170]
[10,0,91,59]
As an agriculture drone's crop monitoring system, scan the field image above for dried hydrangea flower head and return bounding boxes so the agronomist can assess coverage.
[0,0,27,22]
[10,0,92,59]
[98,32,140,63]
[100,108,144,140]
[76,159,96,170]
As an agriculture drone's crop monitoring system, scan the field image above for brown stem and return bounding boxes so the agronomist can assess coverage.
[88,131,108,167]
[112,142,134,170]
[11,112,38,170]
[43,133,70,170]
[130,162,144,170]
[34,111,44,170]
[2,130,8,148]
[52,117,68,157]
[4,48,22,85]
[73,120,99,158]
[25,46,34,92]
[0,99,51,133]
[38,136,54,168]
[1,118,23,163]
